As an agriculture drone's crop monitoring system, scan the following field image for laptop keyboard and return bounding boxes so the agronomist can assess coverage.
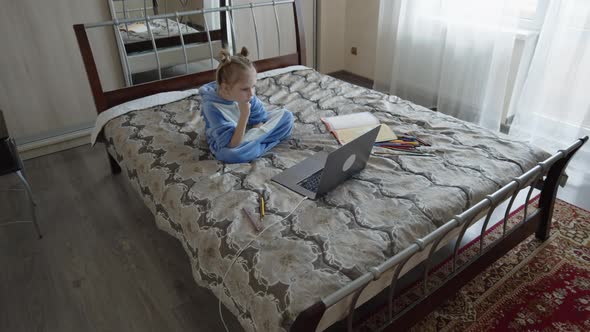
[298,170,323,193]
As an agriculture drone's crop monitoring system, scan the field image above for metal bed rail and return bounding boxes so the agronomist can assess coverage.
[111,0,158,40]
[96,0,292,85]
[320,137,588,331]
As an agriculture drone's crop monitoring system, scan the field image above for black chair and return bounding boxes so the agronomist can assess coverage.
[0,110,42,238]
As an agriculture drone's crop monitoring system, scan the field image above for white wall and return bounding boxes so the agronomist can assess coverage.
[0,0,123,143]
[318,0,379,79]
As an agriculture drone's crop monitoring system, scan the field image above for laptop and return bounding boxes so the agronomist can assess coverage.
[271,126,379,199]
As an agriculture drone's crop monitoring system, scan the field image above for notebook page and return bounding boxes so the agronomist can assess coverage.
[322,112,380,130]
[337,124,397,144]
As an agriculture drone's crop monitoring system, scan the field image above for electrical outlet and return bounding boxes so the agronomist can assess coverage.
[351,47,357,55]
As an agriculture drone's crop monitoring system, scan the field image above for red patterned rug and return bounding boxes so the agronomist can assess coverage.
[358,199,590,331]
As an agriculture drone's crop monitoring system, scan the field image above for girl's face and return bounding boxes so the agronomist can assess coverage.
[220,67,257,103]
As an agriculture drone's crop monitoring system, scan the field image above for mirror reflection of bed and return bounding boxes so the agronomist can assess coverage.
[107,0,225,85]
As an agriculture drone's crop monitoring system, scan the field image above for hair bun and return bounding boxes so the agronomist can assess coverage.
[215,47,254,85]
[239,47,249,58]
[219,49,231,64]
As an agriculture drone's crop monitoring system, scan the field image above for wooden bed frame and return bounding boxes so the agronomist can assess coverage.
[74,1,588,330]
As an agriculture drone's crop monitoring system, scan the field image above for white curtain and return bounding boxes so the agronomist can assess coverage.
[374,0,520,131]
[510,0,590,207]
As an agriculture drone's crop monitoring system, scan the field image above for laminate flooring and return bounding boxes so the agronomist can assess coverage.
[0,145,241,332]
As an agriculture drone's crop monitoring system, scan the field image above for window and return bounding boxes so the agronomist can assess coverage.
[516,0,549,30]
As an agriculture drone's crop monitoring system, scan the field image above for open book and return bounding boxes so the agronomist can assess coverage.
[321,112,397,145]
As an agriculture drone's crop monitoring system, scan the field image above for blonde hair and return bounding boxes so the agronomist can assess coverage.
[215,47,254,86]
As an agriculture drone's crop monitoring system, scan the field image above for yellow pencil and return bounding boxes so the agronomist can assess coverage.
[259,195,265,219]
[390,140,419,145]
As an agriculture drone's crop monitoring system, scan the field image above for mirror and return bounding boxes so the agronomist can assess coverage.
[107,0,227,85]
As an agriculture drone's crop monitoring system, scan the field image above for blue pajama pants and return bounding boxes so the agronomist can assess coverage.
[213,109,294,163]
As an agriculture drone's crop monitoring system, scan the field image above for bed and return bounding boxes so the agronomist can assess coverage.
[74,1,588,331]
[107,0,228,85]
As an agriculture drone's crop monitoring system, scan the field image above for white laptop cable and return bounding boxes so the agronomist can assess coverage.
[219,195,308,332]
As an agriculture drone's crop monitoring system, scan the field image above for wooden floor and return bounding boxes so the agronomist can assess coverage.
[0,145,241,332]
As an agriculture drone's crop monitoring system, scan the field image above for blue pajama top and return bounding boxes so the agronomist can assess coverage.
[199,82,294,163]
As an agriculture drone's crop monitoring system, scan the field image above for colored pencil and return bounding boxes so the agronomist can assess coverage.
[373,150,436,157]
[259,195,265,220]
[390,140,419,145]
[375,143,416,149]
[243,208,263,232]
[404,132,431,146]
[415,137,431,146]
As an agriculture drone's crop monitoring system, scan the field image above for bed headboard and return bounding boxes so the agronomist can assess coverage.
[74,0,305,114]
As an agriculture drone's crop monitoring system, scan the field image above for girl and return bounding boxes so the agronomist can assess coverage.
[199,47,294,163]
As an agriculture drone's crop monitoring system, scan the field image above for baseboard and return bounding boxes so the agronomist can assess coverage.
[17,128,92,160]
[327,70,374,89]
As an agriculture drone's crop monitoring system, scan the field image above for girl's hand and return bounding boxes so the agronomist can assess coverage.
[238,101,251,117]
[228,101,251,148]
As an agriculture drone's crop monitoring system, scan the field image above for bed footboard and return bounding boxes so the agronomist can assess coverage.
[294,136,588,332]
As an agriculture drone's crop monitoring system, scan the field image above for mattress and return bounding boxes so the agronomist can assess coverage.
[98,66,549,331]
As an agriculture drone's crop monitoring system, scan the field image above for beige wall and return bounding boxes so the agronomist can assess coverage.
[232,0,296,60]
[318,0,346,74]
[230,0,314,67]
[302,0,316,68]
[112,0,203,18]
[158,0,207,27]
[158,0,203,14]
[318,0,379,79]
[0,0,123,143]
[343,0,379,79]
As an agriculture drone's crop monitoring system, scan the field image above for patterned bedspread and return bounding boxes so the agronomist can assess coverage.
[119,19,200,44]
[102,68,549,331]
